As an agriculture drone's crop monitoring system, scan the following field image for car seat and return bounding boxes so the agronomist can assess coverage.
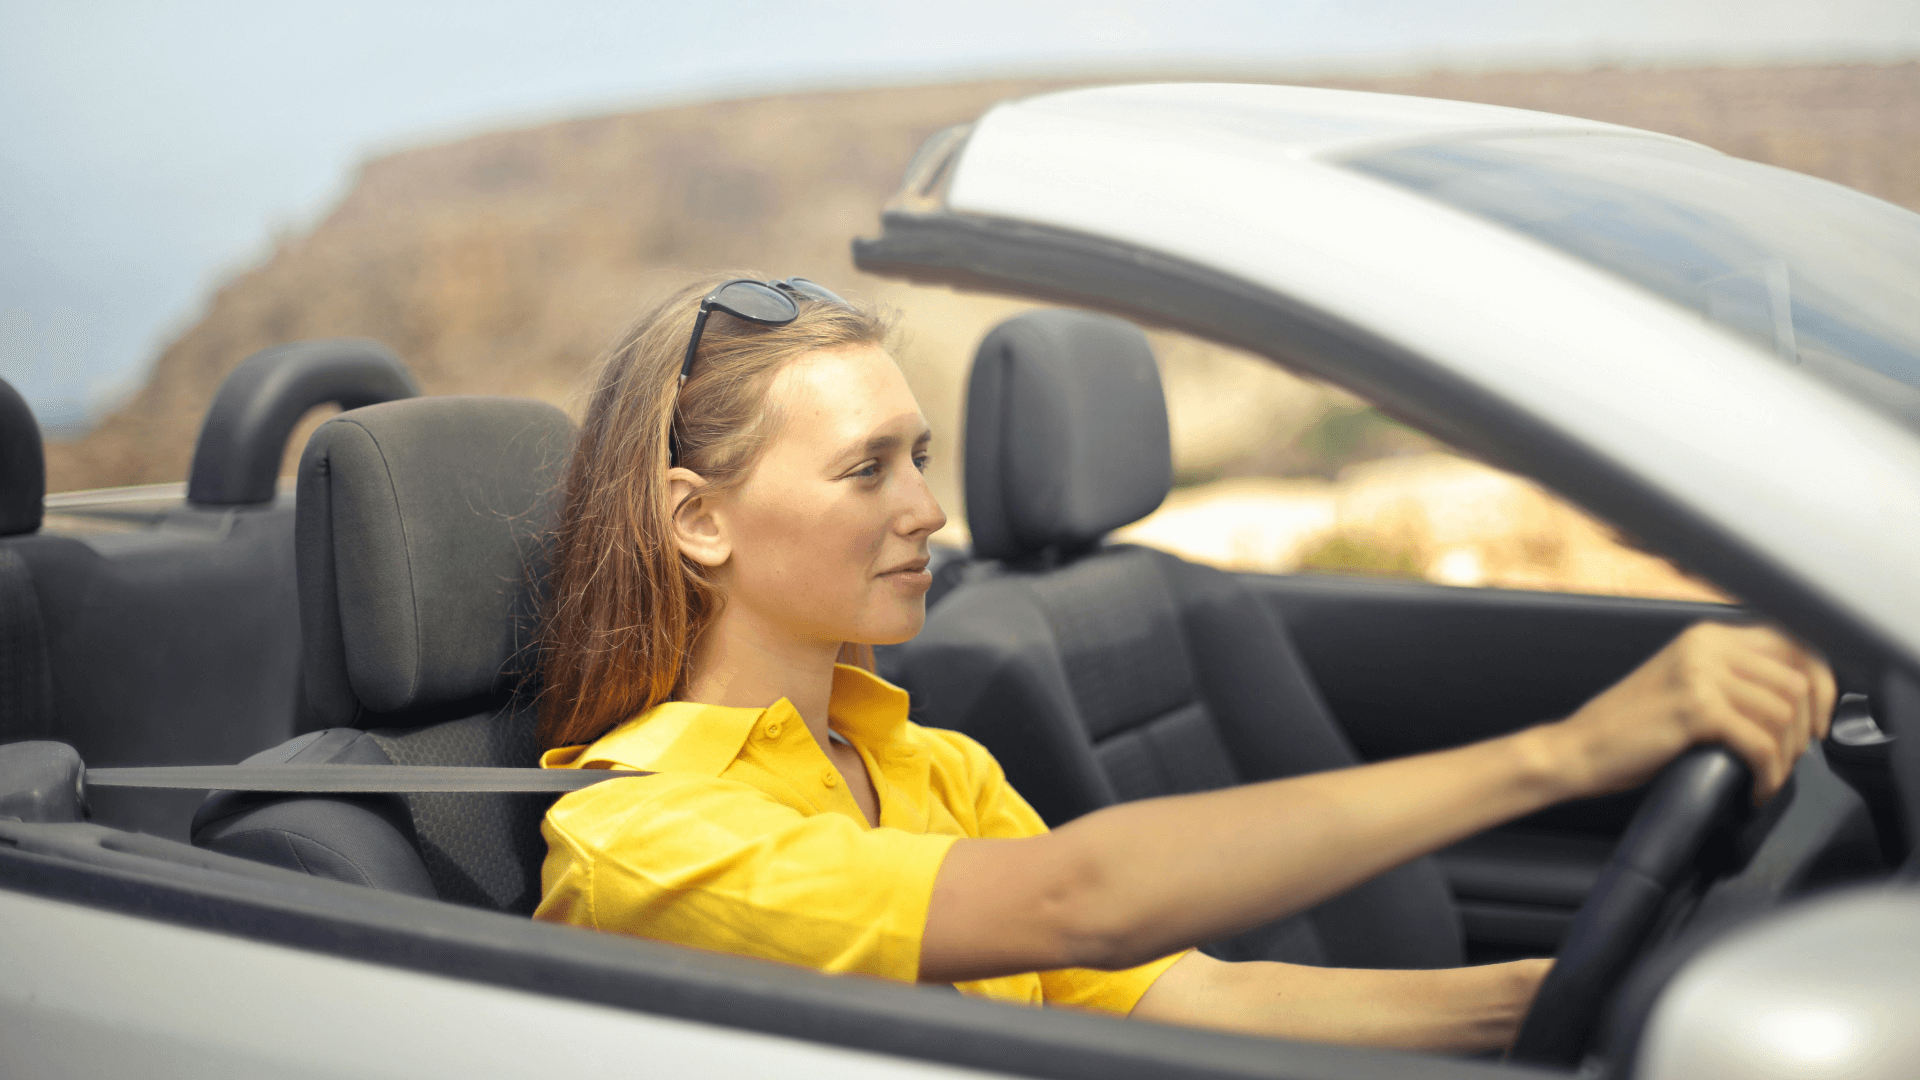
[895,310,1464,969]
[192,395,574,914]
[0,346,418,838]
[0,376,59,745]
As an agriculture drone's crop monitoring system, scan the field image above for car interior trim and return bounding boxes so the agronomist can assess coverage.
[0,823,1548,1080]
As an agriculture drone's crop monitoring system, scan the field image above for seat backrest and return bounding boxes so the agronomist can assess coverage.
[194,396,574,913]
[899,310,1462,969]
[0,376,54,746]
[3,346,419,840]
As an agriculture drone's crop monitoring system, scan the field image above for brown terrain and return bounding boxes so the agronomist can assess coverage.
[45,62,1920,599]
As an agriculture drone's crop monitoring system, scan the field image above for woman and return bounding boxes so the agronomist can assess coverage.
[532,275,1833,1053]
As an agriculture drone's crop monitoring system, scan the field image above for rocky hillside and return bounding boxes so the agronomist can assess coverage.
[46,62,1920,551]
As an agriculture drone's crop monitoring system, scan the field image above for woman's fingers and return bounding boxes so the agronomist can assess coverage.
[1798,649,1839,741]
[1721,675,1800,754]
[1729,655,1815,768]
[1729,628,1837,746]
[1698,625,1838,801]
[1556,620,1836,802]
[1703,687,1793,800]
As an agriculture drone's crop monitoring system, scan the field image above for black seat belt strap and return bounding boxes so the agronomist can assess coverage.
[86,764,650,793]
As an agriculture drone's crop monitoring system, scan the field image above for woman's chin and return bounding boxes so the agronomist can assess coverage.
[856,607,928,647]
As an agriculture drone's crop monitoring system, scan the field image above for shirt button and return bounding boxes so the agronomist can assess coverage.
[763,720,782,739]
[822,770,838,789]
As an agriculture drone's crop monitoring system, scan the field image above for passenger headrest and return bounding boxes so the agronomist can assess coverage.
[298,396,575,727]
[0,377,44,537]
[964,311,1171,561]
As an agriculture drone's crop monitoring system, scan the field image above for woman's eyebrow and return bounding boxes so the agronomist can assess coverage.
[837,426,932,461]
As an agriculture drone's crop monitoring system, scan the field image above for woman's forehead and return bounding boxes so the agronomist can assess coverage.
[772,344,927,450]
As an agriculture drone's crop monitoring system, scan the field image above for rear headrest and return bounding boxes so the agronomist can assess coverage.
[963,311,1171,561]
[0,377,44,537]
[298,396,575,727]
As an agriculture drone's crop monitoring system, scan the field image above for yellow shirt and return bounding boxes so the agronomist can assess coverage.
[535,664,1183,1013]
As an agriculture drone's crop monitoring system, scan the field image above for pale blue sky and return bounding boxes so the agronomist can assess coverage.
[2,0,1916,430]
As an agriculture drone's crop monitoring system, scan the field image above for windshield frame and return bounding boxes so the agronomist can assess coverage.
[1343,132,1920,434]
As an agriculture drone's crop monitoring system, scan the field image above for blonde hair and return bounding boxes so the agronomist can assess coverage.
[536,275,894,749]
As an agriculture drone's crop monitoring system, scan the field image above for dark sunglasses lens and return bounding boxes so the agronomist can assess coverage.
[710,281,797,323]
[781,277,846,305]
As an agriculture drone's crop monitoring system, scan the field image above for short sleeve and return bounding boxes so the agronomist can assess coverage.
[922,728,1187,1014]
[1037,951,1190,1015]
[536,772,959,982]
[921,727,1050,840]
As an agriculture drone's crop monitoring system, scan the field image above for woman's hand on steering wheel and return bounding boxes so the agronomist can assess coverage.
[1544,621,1836,805]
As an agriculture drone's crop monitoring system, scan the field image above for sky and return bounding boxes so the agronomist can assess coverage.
[2,0,1917,433]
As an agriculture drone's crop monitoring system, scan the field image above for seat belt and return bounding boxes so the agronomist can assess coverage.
[86,764,650,793]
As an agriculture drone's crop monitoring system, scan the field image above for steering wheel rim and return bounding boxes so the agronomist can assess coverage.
[1506,746,1754,1069]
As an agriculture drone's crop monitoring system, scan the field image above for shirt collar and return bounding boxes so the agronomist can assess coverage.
[542,663,912,775]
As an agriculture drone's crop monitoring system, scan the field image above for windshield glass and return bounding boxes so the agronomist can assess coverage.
[1347,134,1920,430]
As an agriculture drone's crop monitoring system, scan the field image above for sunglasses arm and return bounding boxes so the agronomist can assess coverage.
[680,305,714,382]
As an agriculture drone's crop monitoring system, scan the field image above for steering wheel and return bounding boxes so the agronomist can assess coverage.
[1506,747,1755,1069]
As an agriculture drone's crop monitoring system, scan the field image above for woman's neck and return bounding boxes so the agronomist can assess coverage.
[684,602,842,743]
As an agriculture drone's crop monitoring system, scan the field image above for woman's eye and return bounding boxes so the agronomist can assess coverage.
[913,454,931,473]
[853,461,882,479]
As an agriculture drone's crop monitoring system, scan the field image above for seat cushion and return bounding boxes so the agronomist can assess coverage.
[193,703,554,914]
[193,727,436,898]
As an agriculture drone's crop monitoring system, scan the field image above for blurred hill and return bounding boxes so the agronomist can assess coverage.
[41,62,1918,601]
[47,62,1920,506]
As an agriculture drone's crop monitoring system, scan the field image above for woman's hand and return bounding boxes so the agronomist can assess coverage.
[1538,622,1836,804]
[1130,952,1555,1054]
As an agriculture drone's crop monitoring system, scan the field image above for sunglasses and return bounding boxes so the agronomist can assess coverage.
[679,277,848,383]
[671,277,849,465]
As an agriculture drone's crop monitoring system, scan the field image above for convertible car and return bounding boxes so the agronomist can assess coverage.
[2,83,1916,1079]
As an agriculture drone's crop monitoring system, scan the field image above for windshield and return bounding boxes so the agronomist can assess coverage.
[1346,134,1920,431]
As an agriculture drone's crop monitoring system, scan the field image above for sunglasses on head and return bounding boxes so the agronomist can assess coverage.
[670,276,849,466]
[679,277,848,384]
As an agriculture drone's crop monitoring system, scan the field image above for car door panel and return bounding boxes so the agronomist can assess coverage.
[1235,572,1734,958]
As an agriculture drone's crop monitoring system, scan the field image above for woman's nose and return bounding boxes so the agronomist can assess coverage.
[898,471,947,537]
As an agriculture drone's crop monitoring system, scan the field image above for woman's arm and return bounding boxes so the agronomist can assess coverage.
[920,622,1833,992]
[1130,951,1551,1053]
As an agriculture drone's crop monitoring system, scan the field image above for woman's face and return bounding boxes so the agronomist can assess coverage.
[685,343,947,648]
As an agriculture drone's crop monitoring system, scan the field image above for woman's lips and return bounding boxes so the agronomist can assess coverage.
[879,561,932,592]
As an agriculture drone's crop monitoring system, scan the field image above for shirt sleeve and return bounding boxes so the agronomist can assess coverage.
[934,730,1189,1014]
[535,772,959,983]
[1035,952,1190,1015]
[919,727,1051,840]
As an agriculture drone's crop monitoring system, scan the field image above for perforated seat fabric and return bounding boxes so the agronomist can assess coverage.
[364,707,551,911]
[193,396,574,914]
[899,310,1462,968]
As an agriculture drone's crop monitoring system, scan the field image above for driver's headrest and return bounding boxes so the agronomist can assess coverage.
[963,310,1171,561]
[297,396,575,728]
[0,376,44,537]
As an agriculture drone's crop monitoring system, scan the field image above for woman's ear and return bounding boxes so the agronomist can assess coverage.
[667,467,731,568]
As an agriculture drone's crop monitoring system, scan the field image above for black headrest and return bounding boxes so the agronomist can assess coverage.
[298,396,575,727]
[963,311,1171,561]
[0,377,44,537]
